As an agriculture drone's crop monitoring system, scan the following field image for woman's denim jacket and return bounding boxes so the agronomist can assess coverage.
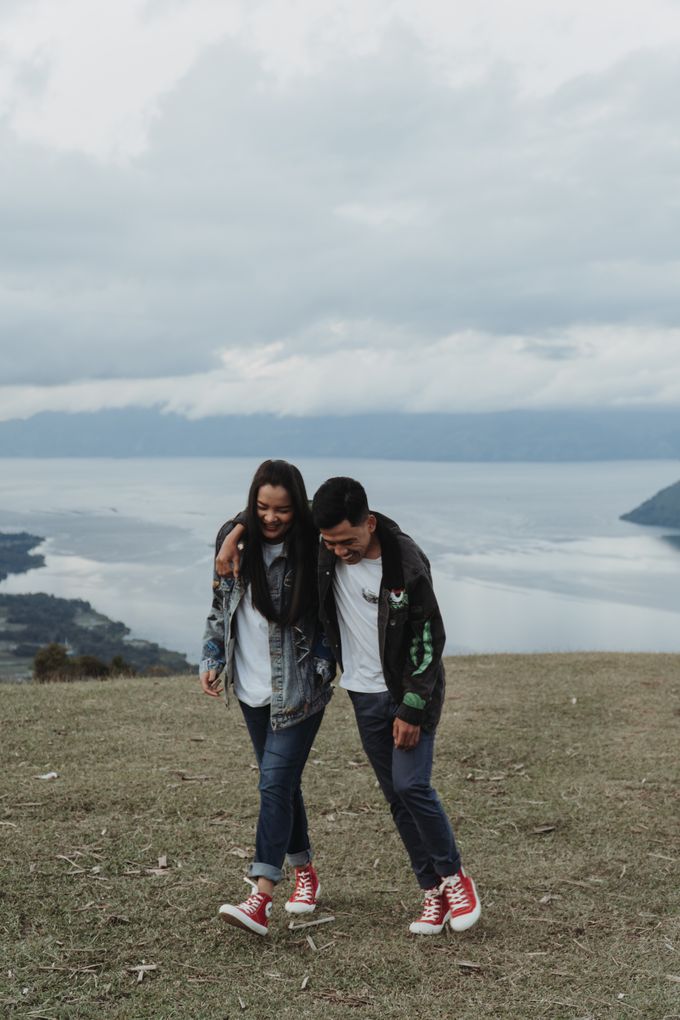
[200,528,334,730]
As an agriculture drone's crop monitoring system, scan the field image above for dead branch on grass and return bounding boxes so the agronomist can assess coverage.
[288,916,335,931]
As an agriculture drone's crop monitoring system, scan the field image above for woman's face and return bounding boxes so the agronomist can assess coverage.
[256,484,294,542]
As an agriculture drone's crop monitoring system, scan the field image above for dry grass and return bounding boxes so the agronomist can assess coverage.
[1,653,679,1019]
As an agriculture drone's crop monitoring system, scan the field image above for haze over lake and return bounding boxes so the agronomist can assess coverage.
[1,457,679,663]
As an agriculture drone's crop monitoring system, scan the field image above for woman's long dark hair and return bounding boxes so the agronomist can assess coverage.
[241,459,317,625]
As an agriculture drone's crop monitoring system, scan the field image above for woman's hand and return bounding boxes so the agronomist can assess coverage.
[200,669,223,697]
[216,524,245,577]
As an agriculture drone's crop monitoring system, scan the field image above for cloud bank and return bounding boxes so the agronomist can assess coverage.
[1,0,679,418]
[1,327,678,422]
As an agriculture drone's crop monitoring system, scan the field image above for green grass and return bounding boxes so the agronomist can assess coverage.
[1,654,679,1019]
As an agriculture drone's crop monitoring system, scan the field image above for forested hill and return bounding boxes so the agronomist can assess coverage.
[0,532,194,679]
[0,592,193,678]
[0,532,45,582]
[621,478,680,528]
[3,407,680,460]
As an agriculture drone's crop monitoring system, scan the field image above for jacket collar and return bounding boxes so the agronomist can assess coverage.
[372,512,405,592]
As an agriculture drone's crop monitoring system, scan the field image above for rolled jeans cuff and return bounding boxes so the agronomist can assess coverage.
[286,848,312,868]
[248,861,283,884]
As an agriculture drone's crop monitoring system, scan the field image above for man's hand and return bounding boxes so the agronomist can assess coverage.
[200,669,223,697]
[215,524,245,577]
[393,717,421,750]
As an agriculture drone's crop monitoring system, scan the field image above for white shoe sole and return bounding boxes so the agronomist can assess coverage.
[219,904,269,936]
[409,912,450,935]
[448,880,481,932]
[284,881,320,914]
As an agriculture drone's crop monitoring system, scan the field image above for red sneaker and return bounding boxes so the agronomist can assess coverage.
[284,863,320,915]
[409,887,450,934]
[439,868,481,932]
[219,890,272,936]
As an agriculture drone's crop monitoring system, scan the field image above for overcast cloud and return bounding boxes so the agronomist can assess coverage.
[1,0,680,419]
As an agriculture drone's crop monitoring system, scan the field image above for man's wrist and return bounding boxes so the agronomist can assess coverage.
[397,692,425,726]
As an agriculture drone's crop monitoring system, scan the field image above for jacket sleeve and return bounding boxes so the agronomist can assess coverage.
[395,570,446,726]
[198,521,236,674]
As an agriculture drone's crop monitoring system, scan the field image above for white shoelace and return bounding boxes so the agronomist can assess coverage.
[293,868,313,900]
[419,890,443,922]
[241,877,265,913]
[440,874,468,908]
[240,893,266,915]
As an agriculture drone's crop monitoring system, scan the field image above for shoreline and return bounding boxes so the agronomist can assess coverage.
[0,530,196,681]
[3,459,680,663]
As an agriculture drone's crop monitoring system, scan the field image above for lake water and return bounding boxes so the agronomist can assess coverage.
[1,457,679,661]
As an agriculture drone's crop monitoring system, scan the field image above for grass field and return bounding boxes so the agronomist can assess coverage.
[1,654,679,1019]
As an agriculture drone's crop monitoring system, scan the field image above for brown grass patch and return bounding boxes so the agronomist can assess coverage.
[1,653,679,1018]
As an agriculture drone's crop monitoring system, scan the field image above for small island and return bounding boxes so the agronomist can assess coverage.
[0,531,194,680]
[0,531,46,582]
[620,478,680,528]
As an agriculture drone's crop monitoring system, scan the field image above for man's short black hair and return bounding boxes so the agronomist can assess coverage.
[312,477,370,529]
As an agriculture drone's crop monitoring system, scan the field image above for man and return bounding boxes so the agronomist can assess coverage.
[217,476,480,935]
[311,476,480,935]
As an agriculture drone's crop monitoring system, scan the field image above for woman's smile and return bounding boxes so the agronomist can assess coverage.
[256,484,295,541]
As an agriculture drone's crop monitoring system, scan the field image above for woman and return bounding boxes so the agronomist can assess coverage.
[199,460,334,937]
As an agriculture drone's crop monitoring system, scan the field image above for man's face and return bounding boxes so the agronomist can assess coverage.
[319,515,379,564]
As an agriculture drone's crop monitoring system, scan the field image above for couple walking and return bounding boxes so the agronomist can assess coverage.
[199,460,480,937]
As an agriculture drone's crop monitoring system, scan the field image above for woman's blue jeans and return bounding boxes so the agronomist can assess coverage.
[239,701,324,884]
[349,690,461,889]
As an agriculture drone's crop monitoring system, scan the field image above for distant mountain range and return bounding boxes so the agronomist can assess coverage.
[2,408,680,460]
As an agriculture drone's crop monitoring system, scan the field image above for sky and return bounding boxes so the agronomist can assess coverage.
[1,0,680,420]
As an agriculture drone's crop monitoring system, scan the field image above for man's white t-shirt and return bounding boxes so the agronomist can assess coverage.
[333,556,388,694]
[233,541,284,707]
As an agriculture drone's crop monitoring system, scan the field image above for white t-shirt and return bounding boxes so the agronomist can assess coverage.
[333,557,388,694]
[233,541,284,707]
